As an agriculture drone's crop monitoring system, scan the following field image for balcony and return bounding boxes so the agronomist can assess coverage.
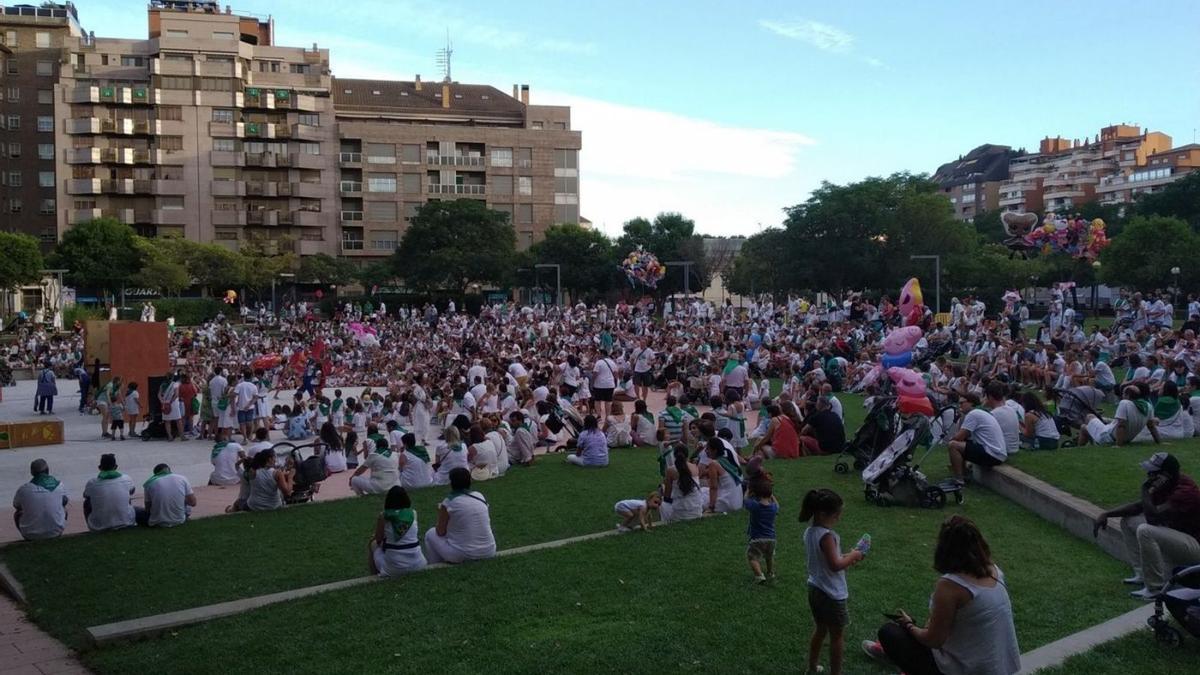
[212,210,247,226]
[245,181,290,197]
[65,85,158,105]
[427,184,486,195]
[211,180,245,197]
[291,182,324,199]
[245,210,279,226]
[152,209,188,226]
[101,178,134,194]
[151,57,196,77]
[243,122,278,139]
[208,121,243,138]
[65,147,101,164]
[339,180,363,195]
[426,154,485,167]
[133,149,169,165]
[244,151,288,168]
[133,120,161,135]
[66,178,101,194]
[69,208,102,224]
[340,210,363,222]
[242,88,275,110]
[341,238,365,252]
[290,210,322,227]
[339,152,361,165]
[64,117,101,134]
[100,148,134,164]
[289,124,322,141]
[210,150,245,166]
[1043,187,1087,201]
[152,179,187,195]
[289,152,322,169]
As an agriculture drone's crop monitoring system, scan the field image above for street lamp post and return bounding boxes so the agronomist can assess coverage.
[534,264,561,307]
[909,255,941,315]
[1172,266,1181,314]
[273,272,295,313]
[664,261,695,298]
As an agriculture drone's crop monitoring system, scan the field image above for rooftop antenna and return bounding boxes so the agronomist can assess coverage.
[436,30,453,83]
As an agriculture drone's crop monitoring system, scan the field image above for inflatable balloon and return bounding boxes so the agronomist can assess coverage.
[888,367,935,417]
[223,289,237,305]
[1026,214,1110,262]
[898,278,925,327]
[620,246,667,289]
[252,354,282,371]
[1000,211,1039,258]
[880,325,921,368]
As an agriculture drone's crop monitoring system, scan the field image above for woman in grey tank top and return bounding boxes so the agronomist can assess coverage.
[863,516,1020,675]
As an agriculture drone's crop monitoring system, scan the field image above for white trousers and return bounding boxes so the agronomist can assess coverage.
[423,528,468,564]
[1121,516,1200,590]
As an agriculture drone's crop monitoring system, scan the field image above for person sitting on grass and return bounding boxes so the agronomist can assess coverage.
[752,404,801,459]
[658,444,703,523]
[1017,392,1060,450]
[398,432,434,489]
[12,459,69,541]
[368,485,427,577]
[604,401,633,448]
[1079,384,1160,447]
[423,468,497,565]
[567,414,609,467]
[140,463,196,528]
[349,436,400,496]
[1093,452,1200,601]
[799,396,845,456]
[83,453,136,532]
[946,393,1007,486]
[702,437,743,514]
[613,492,661,532]
[209,427,245,486]
[1139,381,1193,440]
[245,449,294,512]
[433,425,470,486]
[863,515,1020,675]
[631,399,656,446]
[506,411,536,467]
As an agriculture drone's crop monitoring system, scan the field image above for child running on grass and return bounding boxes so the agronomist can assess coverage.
[743,474,778,584]
[800,488,870,675]
[613,492,662,532]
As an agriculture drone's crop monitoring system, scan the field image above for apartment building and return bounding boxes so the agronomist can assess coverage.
[333,78,582,257]
[931,144,1017,221]
[53,0,337,255]
[997,125,1172,213]
[1095,144,1200,205]
[0,2,82,248]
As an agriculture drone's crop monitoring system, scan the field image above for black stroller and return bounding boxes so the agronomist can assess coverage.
[1054,388,1106,448]
[861,415,964,509]
[1148,564,1200,646]
[271,441,327,504]
[834,395,900,474]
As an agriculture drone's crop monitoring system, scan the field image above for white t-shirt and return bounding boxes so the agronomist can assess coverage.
[83,473,136,531]
[725,364,748,388]
[508,362,528,379]
[145,473,193,527]
[632,348,656,373]
[1114,399,1149,438]
[234,381,258,411]
[615,498,646,514]
[961,409,1007,461]
[988,405,1021,454]
[442,491,497,559]
[210,441,244,485]
[12,480,68,540]
[592,358,618,389]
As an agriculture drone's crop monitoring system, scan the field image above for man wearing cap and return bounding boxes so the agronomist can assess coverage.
[1094,452,1200,600]
[83,453,136,532]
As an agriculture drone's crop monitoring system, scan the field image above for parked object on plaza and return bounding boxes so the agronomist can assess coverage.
[1147,563,1200,647]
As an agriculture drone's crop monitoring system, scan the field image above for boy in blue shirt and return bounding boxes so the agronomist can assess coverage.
[744,476,779,584]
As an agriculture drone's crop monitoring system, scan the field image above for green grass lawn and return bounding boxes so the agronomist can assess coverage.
[76,454,1139,674]
[1037,630,1200,674]
[1008,440,1200,509]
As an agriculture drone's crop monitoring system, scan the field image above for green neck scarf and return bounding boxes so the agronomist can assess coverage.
[97,470,122,480]
[143,469,171,489]
[448,443,464,453]
[664,407,684,425]
[1133,399,1152,417]
[716,456,743,485]
[683,405,699,419]
[638,412,654,426]
[376,447,393,458]
[31,474,60,491]
[332,399,344,412]
[407,445,430,462]
[657,446,673,477]
[211,440,229,460]
[383,508,414,537]
[1154,397,1181,420]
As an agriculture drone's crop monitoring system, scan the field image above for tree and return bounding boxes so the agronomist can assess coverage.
[131,238,190,296]
[615,212,707,295]
[0,232,44,292]
[237,234,296,298]
[355,261,396,290]
[391,200,516,292]
[1098,216,1200,291]
[298,253,357,286]
[48,218,142,297]
[1134,172,1200,231]
[529,223,616,299]
[723,229,790,297]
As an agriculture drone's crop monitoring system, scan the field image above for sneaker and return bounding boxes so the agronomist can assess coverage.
[1122,575,1144,586]
[862,640,892,666]
[616,525,631,533]
[1130,587,1158,601]
[754,575,767,585]
[805,667,825,674]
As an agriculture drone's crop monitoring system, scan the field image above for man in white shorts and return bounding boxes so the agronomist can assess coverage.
[1081,385,1160,447]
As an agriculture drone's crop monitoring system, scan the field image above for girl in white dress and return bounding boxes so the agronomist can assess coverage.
[433,426,470,485]
[411,378,431,443]
[605,401,633,447]
[368,486,427,577]
[700,438,744,514]
[658,445,703,523]
[397,432,434,488]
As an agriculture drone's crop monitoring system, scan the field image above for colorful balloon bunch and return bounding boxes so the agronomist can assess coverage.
[223,289,238,305]
[1026,215,1110,261]
[621,246,667,289]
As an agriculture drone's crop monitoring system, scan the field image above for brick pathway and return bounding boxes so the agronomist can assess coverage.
[0,595,87,675]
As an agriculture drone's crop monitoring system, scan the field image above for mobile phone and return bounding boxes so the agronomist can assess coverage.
[882,612,903,621]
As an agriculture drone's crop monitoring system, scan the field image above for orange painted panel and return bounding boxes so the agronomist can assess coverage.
[108,322,171,420]
[0,419,64,449]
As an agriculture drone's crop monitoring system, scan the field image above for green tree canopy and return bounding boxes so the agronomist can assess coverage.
[48,218,142,296]
[0,232,44,291]
[615,212,707,295]
[391,200,516,292]
[1098,216,1200,290]
[237,234,297,297]
[298,253,358,286]
[131,237,191,296]
[530,223,616,298]
[1134,171,1200,231]
[723,229,790,297]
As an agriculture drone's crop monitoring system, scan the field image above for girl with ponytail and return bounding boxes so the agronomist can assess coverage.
[801,488,868,675]
[659,444,702,523]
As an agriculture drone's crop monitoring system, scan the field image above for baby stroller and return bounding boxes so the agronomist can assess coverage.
[861,415,964,509]
[1054,388,1106,448]
[139,405,169,441]
[834,395,899,474]
[272,441,327,504]
[1148,564,1200,647]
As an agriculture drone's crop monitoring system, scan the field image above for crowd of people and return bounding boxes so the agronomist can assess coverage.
[9,287,1200,674]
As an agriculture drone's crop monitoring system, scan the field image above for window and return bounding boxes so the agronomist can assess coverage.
[554,176,578,193]
[367,173,396,192]
[212,109,235,123]
[554,149,578,170]
[341,229,364,250]
[9,198,21,213]
[120,55,146,67]
[36,61,53,76]
[38,171,53,188]
[289,63,310,74]
[158,105,183,121]
[531,121,543,130]
[214,228,238,240]
[213,198,238,211]
[5,87,16,101]
[158,136,184,151]
[36,116,52,132]
[212,31,235,40]
[8,171,20,187]
[74,199,97,210]
[518,176,533,195]
[366,201,397,222]
[34,31,50,48]
[370,235,397,251]
[554,203,579,224]
[493,175,513,195]
[213,138,237,152]
[517,147,533,168]
[200,78,231,91]
[4,31,15,47]
[519,231,533,250]
[7,115,18,130]
[402,173,421,194]
[37,143,53,160]
[298,112,319,126]
[365,143,395,164]
[8,143,19,158]
[165,30,189,38]
[400,144,421,164]
[483,147,512,170]
[492,203,513,221]
[37,89,51,105]
[161,76,192,90]
[517,204,533,224]
[39,198,55,215]
[160,196,184,210]
[212,167,237,181]
[297,141,321,155]
[6,59,16,74]
[257,60,281,73]
[404,202,420,221]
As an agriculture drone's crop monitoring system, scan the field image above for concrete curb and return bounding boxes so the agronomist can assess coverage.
[0,561,27,603]
[1017,603,1153,674]
[85,517,710,646]
[972,464,1129,563]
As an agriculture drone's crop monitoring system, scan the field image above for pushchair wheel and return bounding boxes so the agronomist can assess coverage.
[1061,439,1076,448]
[864,487,879,504]
[922,487,947,510]
[834,461,849,474]
[853,458,866,471]
[953,491,965,505]
[1154,624,1183,647]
